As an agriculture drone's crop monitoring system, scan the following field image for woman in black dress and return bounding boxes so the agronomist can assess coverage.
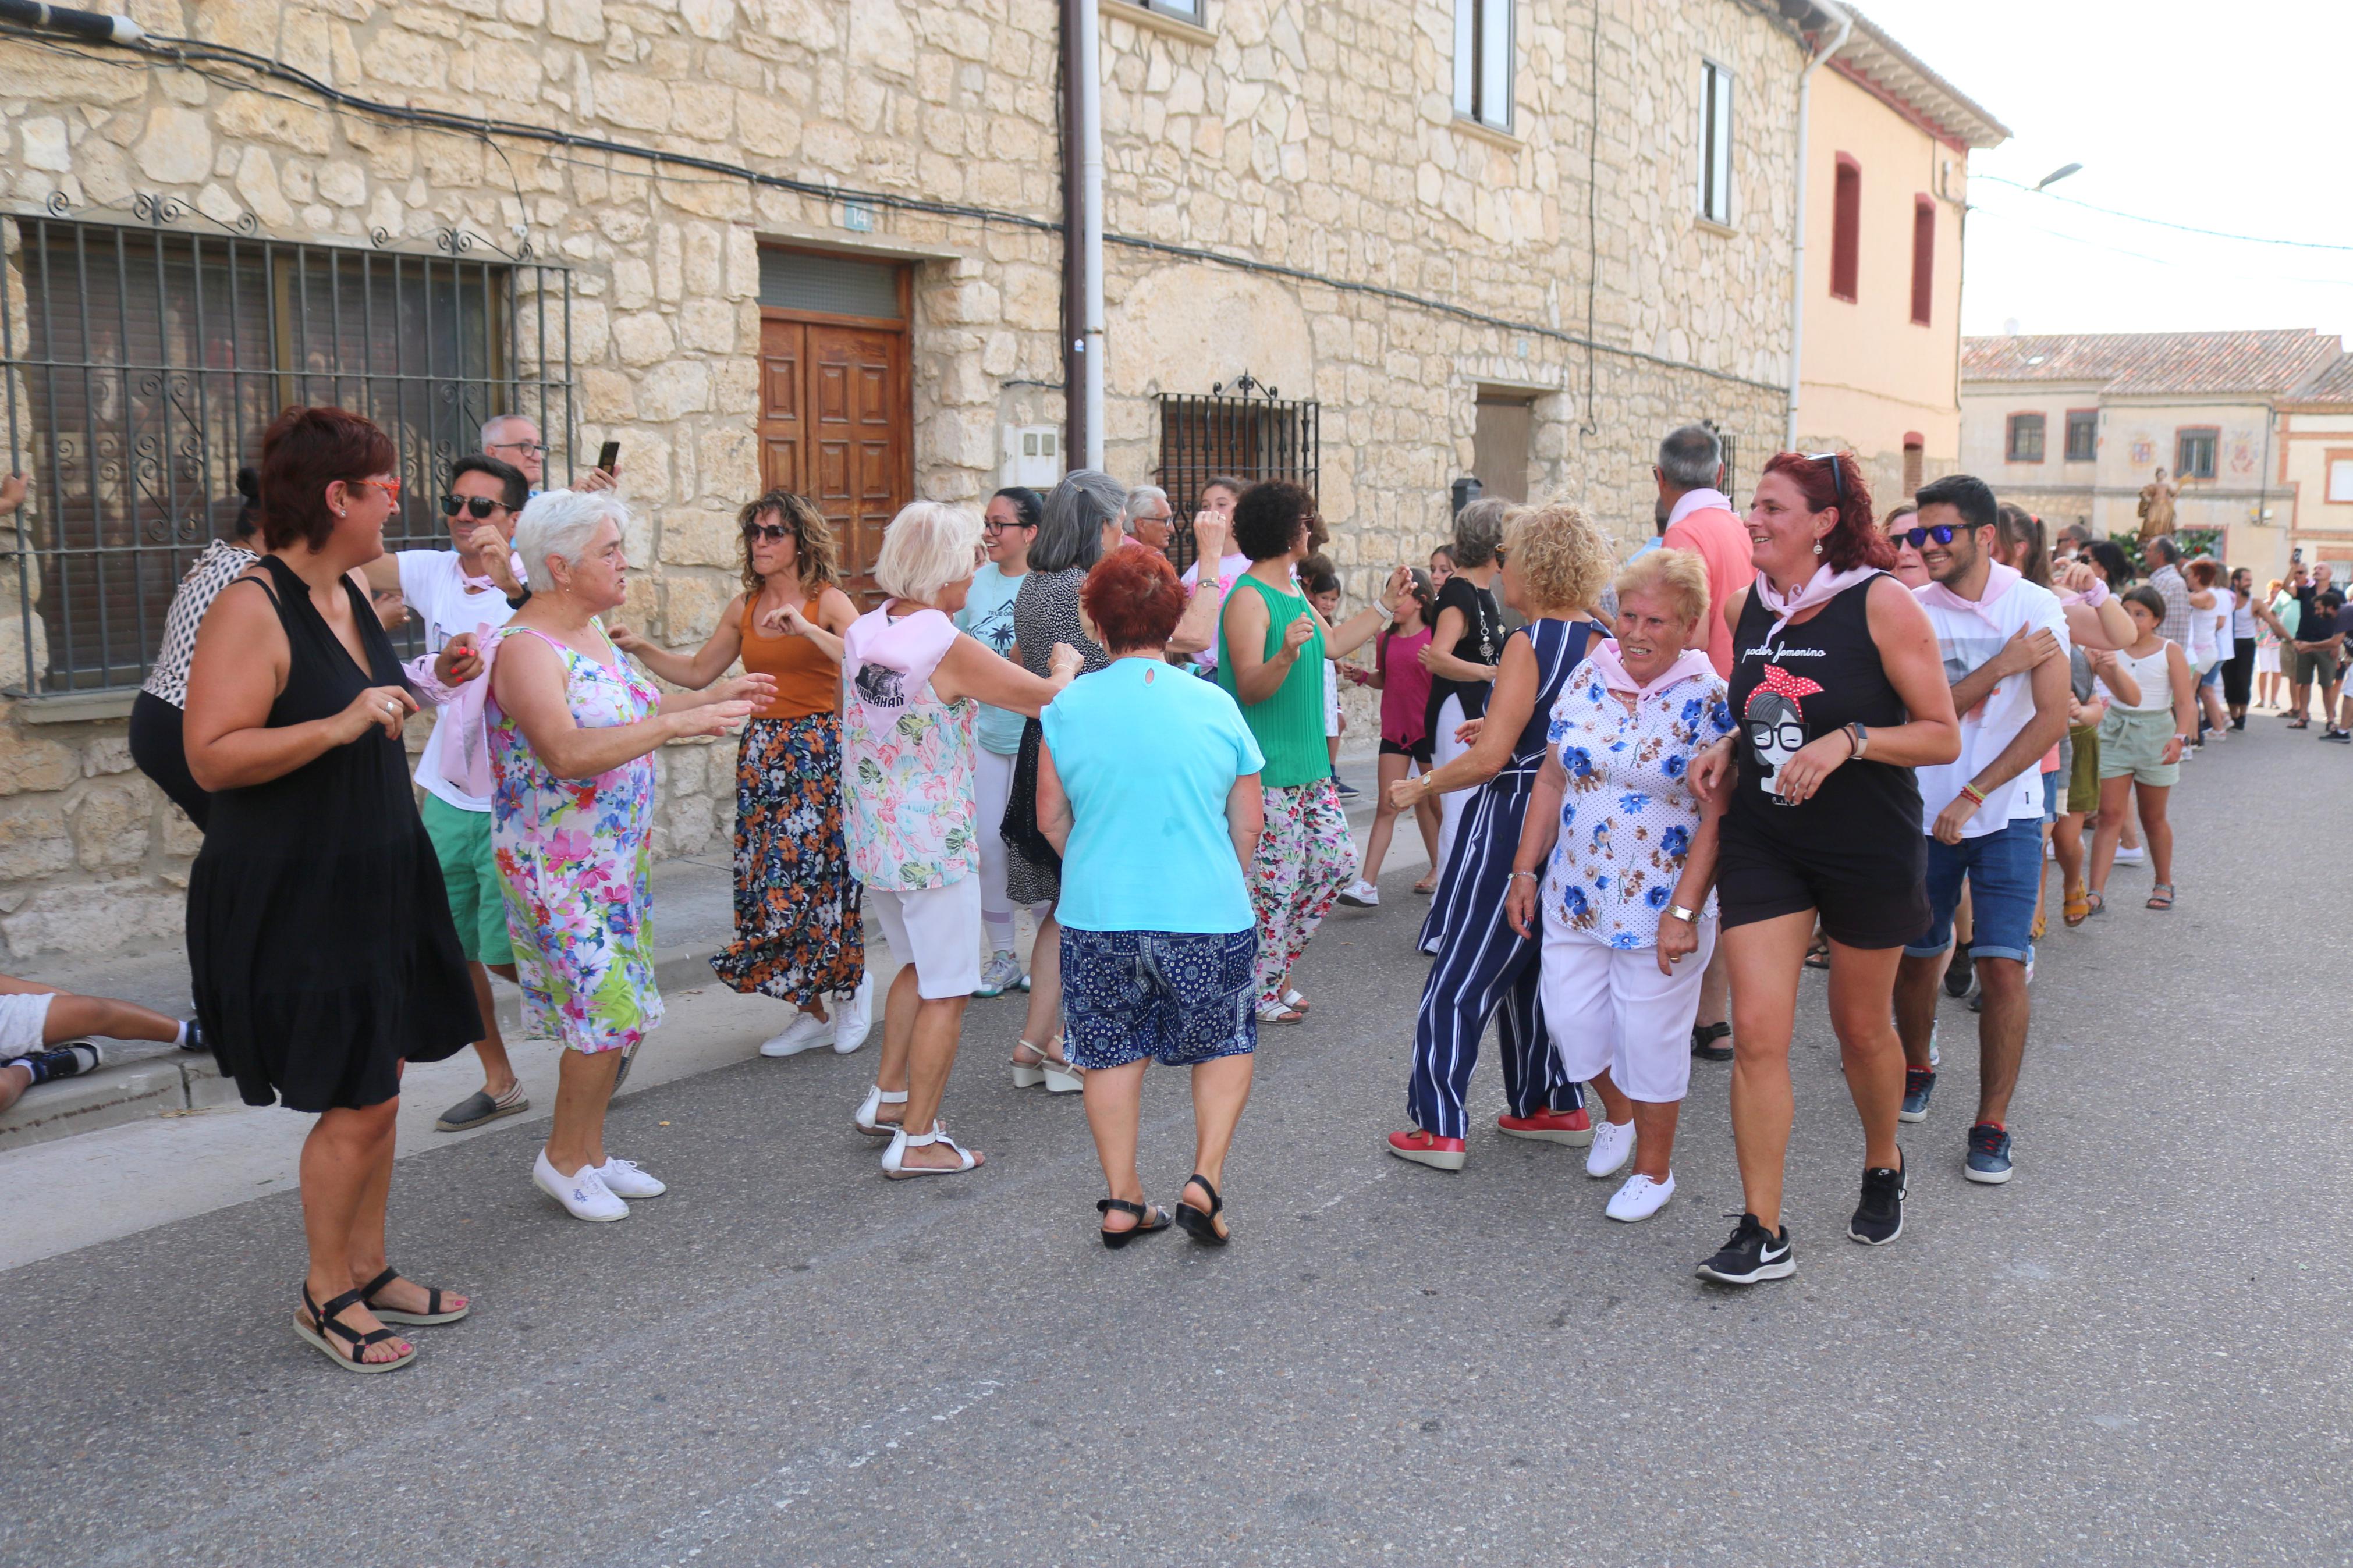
[184,406,481,1373]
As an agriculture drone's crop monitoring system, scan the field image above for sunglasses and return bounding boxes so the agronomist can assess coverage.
[744,521,792,543]
[440,493,510,520]
[1803,452,1847,500]
[1902,525,1959,548]
[350,476,402,506]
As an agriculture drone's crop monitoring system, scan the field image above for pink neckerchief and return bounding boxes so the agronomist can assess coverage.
[1915,561,2021,631]
[1753,563,1876,643]
[1586,638,1714,699]
[457,550,527,596]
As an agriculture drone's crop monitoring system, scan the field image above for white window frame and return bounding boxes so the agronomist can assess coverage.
[1699,59,1736,226]
[1453,0,1514,133]
[1135,0,1202,19]
[2328,458,2353,503]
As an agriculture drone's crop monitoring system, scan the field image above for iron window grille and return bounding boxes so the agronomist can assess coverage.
[2175,427,2217,481]
[2006,413,2045,464]
[1154,374,1319,579]
[0,209,574,694]
[2064,410,2097,463]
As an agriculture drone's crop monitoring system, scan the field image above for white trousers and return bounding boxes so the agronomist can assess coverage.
[1432,694,1470,879]
[866,878,983,1000]
[974,746,1016,931]
[1541,916,1717,1104]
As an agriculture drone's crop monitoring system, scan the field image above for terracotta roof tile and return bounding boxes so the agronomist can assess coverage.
[2290,353,2353,406]
[1962,330,2343,396]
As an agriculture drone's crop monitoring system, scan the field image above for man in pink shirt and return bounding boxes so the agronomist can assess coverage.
[1654,424,1749,679]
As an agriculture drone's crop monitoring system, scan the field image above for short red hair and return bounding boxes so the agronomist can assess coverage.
[1760,450,1890,573]
[258,404,397,552]
[1081,544,1186,652]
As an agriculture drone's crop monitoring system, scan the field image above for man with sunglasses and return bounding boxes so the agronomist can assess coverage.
[392,454,537,1133]
[1892,474,2071,1189]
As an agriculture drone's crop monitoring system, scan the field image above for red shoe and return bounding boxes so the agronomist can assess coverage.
[1386,1129,1467,1171]
[1497,1107,1595,1146]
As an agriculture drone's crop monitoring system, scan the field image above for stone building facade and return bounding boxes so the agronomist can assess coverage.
[0,0,1814,960]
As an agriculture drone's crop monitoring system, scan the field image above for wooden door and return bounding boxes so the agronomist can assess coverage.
[758,314,910,609]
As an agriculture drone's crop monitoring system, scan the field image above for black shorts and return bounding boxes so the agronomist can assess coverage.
[1715,820,1928,950]
[1379,736,1434,765]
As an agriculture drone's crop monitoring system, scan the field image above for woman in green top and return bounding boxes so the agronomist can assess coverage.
[1218,479,1408,1022]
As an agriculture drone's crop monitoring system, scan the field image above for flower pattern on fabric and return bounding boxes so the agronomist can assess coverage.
[488,628,665,1054]
[1542,660,1734,948]
[1246,777,1356,1005]
[842,607,979,893]
[709,714,865,1004]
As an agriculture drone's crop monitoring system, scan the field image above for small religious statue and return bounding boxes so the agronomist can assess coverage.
[2136,467,2180,541]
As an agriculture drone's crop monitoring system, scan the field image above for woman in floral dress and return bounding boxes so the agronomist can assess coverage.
[484,490,766,1222]
[1504,547,1735,1224]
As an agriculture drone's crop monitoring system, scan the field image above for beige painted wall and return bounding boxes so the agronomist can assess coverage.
[2279,410,2353,574]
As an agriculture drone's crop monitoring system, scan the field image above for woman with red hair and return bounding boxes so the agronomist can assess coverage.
[1688,451,1960,1286]
[1034,546,1268,1246]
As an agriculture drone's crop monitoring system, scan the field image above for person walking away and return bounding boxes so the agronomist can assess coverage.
[2084,588,2196,913]
[484,490,764,1220]
[183,406,482,1370]
[954,486,1042,997]
[1340,569,1440,905]
[839,503,1081,1175]
[1892,476,2071,1187]
[1383,501,1612,1169]
[611,490,868,1057]
[1506,547,1732,1219]
[130,466,262,829]
[1034,546,1265,1245]
[1688,451,1959,1286]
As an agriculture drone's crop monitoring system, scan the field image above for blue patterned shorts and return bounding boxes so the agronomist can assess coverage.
[1059,927,1258,1070]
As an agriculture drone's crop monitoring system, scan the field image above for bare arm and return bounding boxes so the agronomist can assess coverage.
[2061,594,2135,652]
[1221,585,1296,706]
[184,576,417,791]
[931,632,1080,715]
[1314,566,1415,660]
[609,593,746,689]
[1226,770,1264,868]
[2167,642,2198,743]
[1503,747,1567,938]
[1411,634,1537,800]
[1930,642,2071,844]
[1950,625,2059,716]
[1165,515,1230,656]
[1035,739,1073,857]
[1419,603,1494,682]
[2085,646,2141,710]
[491,631,748,780]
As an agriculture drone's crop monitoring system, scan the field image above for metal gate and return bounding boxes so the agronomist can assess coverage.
[0,209,573,691]
[1154,374,1319,577]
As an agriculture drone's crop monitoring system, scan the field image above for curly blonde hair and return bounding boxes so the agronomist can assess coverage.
[1611,546,1711,631]
[1502,499,1612,616]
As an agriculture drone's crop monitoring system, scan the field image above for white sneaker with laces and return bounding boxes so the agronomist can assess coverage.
[1337,879,1380,908]
[1605,1169,1675,1222]
[834,973,874,1054]
[975,950,1023,997]
[534,1149,628,1221]
[758,1009,829,1058]
[2114,844,2146,866]
[594,1155,666,1199]
[1584,1117,1637,1178]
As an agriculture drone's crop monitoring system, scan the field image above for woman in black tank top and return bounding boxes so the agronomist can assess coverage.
[1687,453,1958,1289]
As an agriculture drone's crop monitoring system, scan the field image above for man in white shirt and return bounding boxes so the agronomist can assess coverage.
[1892,474,2071,1190]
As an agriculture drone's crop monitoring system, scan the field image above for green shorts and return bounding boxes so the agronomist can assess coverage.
[2096,707,2178,789]
[422,792,513,967]
[2294,647,2340,688]
[2065,723,2100,814]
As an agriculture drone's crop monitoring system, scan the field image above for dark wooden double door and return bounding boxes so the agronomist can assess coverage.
[758,312,911,608]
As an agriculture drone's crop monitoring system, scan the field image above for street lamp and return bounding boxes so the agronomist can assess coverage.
[2033,162,2084,191]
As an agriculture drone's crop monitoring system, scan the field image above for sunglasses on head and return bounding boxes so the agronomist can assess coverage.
[1803,452,1847,500]
[1902,525,1958,547]
[440,493,510,520]
[744,521,792,543]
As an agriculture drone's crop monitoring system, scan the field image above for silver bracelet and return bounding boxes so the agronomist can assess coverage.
[1507,870,1538,883]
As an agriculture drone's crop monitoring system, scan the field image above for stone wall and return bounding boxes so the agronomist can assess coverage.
[0,0,1805,958]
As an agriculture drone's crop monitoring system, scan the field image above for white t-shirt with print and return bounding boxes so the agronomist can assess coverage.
[399,548,523,813]
[1178,551,1252,669]
[1913,574,2070,838]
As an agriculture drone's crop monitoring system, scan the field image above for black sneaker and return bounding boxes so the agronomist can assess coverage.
[179,1016,206,1054]
[1942,945,1974,998]
[1848,1158,1907,1245]
[1695,1213,1795,1285]
[1690,1022,1733,1063]
[2324,729,2352,744]
[19,1041,100,1084]
[1899,1066,1935,1123]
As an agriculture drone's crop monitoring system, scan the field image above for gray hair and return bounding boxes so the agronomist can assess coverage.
[481,412,537,447]
[1657,424,1723,489]
[1120,483,1169,535]
[1033,469,1122,573]
[514,488,629,584]
[873,500,984,604]
[1451,496,1509,568]
[2146,534,2179,566]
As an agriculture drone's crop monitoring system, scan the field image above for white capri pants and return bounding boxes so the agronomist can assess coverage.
[864,877,983,1000]
[974,746,1017,927]
[1432,693,1471,877]
[1541,915,1717,1104]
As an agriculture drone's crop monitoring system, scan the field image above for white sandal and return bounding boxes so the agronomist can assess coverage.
[853,1083,908,1139]
[1011,1039,1051,1090]
[881,1119,982,1179]
[1040,1037,1084,1095]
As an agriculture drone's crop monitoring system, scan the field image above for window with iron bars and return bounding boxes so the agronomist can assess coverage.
[1154,378,1319,578]
[0,214,574,694]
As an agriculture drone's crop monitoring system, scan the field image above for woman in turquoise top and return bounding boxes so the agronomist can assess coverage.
[1038,546,1267,1246]
[1215,480,1408,1023]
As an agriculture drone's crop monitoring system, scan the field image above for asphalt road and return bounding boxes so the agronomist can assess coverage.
[4,719,2347,1566]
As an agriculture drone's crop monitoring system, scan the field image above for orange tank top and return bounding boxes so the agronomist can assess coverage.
[741,594,840,719]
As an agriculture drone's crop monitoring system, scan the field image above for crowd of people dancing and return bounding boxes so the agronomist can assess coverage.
[41,401,2255,1370]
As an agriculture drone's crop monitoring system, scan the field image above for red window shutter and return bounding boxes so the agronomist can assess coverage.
[1830,156,1861,302]
[1910,197,1935,325]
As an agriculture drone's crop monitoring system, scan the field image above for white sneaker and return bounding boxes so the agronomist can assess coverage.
[1337,879,1380,908]
[758,1009,829,1058]
[2114,844,2146,866]
[1929,1022,1940,1069]
[833,974,874,1054]
[534,1149,628,1221]
[1584,1117,1636,1179]
[594,1155,666,1199]
[1606,1169,1675,1222]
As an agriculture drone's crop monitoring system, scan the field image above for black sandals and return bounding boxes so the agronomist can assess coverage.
[1096,1198,1171,1249]
[1691,1022,1733,1063]
[359,1266,469,1327]
[1174,1174,1230,1247]
[294,1284,416,1374]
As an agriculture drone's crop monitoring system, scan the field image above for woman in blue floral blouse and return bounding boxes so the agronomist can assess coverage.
[1506,548,1734,1223]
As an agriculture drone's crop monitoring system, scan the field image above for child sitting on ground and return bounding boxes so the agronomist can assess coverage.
[0,975,200,1113]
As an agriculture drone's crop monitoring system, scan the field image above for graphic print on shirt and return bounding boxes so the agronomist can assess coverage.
[854,662,907,707]
[1742,664,1822,796]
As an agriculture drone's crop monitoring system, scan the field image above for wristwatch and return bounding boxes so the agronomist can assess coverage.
[1667,904,1699,925]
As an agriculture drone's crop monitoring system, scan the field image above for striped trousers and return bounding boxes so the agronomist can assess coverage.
[1407,770,1582,1139]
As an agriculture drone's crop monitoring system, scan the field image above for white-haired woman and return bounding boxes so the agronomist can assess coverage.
[842,501,1082,1177]
[486,490,766,1221]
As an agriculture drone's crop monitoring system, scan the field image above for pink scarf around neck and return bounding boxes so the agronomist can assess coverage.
[1753,563,1876,643]
[1914,560,2020,630]
[1586,638,1715,699]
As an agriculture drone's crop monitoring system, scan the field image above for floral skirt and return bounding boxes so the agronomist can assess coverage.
[709,715,865,1004]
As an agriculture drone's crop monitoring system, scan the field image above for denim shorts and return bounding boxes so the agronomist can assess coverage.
[1060,926,1258,1069]
[1905,815,2043,965]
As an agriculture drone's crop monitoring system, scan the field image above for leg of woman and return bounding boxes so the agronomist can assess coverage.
[1358,751,1410,888]
[974,747,1018,967]
[1275,778,1357,1001]
[1614,920,1710,1182]
[2053,811,2086,906]
[875,961,920,1102]
[1411,766,1442,891]
[1588,1066,1632,1127]
[1082,1059,1150,1228]
[0,1061,28,1112]
[1183,1053,1256,1239]
[41,994,180,1044]
[542,1046,623,1175]
[2136,781,2174,891]
[2089,773,2133,898]
[298,1099,409,1365]
[897,996,977,1171]
[1247,786,1309,1009]
[1020,908,1065,1057]
[1825,940,1906,1175]
[1723,911,1812,1233]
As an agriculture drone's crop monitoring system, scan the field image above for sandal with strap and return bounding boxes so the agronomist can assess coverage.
[294,1283,416,1374]
[854,1084,908,1139]
[1040,1038,1085,1096]
[1256,998,1304,1026]
[1011,1039,1051,1090]
[1690,1022,1733,1063]
[1282,988,1312,1015]
[1096,1197,1172,1249]
[2146,883,2175,911]
[2063,884,2092,927]
[359,1266,469,1327]
[881,1120,984,1179]
[1174,1172,1230,1246]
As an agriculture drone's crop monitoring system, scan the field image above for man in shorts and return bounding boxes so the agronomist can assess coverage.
[0,975,196,1113]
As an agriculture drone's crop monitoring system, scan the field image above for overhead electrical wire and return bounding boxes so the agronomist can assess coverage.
[1975,173,2353,254]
